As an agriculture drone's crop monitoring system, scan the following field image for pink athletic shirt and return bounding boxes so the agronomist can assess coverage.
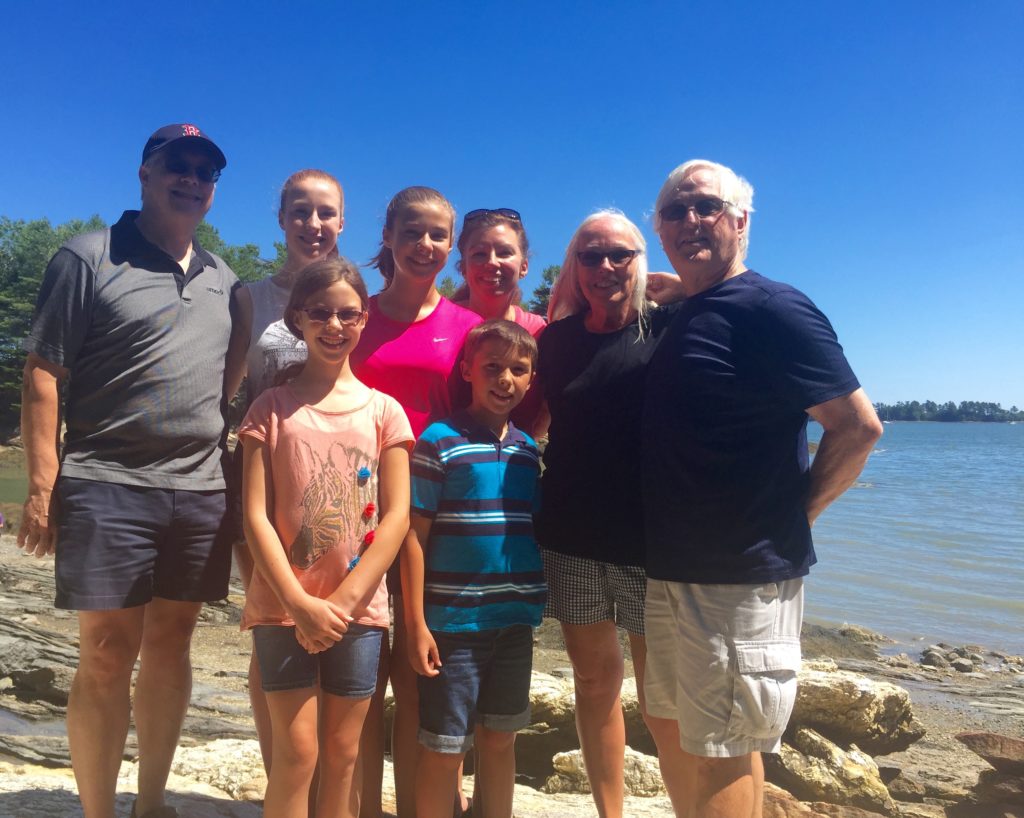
[350,296,482,438]
[238,386,414,629]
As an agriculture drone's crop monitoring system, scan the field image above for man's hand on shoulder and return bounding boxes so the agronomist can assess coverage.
[646,271,686,305]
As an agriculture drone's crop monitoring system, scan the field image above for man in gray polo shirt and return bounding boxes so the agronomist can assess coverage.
[18,124,240,818]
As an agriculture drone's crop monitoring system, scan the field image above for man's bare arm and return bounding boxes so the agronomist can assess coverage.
[223,284,253,403]
[805,387,883,526]
[17,352,68,557]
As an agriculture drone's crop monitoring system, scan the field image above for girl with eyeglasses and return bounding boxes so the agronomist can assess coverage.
[239,258,413,818]
[534,210,671,818]
[452,207,548,436]
[350,186,482,818]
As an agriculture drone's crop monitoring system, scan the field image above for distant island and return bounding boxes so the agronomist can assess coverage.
[873,400,1023,422]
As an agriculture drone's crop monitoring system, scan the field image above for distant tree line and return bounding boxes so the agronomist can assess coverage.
[873,401,1023,422]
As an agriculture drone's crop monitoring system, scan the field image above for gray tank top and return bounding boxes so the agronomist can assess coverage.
[245,276,307,404]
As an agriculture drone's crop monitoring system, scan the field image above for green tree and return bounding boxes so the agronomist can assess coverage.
[0,215,107,435]
[527,265,559,316]
[195,221,276,283]
[437,274,457,299]
[0,215,279,438]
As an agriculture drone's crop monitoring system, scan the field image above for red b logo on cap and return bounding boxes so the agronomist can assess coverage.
[181,124,201,137]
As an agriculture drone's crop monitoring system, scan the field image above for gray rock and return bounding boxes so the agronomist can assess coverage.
[543,747,664,797]
[957,732,1024,775]
[170,740,266,800]
[973,769,1024,805]
[884,770,926,802]
[951,658,975,673]
[764,728,897,815]
[790,665,926,754]
[921,652,950,669]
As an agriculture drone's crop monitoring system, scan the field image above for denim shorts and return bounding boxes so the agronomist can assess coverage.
[644,578,804,757]
[417,624,534,753]
[54,476,232,611]
[252,623,384,698]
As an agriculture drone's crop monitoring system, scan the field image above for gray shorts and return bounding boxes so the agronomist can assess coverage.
[541,549,646,635]
[644,578,803,757]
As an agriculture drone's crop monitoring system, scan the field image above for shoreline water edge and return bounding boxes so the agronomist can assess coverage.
[1,538,1023,817]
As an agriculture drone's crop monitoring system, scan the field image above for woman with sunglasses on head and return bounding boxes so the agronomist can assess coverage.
[451,207,547,435]
[535,210,671,818]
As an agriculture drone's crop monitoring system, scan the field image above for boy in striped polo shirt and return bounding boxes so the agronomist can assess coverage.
[403,319,545,818]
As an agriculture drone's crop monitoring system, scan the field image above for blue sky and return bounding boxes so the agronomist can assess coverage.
[3,1,1022,406]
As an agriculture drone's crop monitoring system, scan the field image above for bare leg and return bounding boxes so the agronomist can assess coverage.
[390,597,420,818]
[626,631,649,730]
[317,694,373,818]
[250,650,274,771]
[414,748,462,818]
[695,754,756,818]
[133,599,203,814]
[264,688,320,818]
[561,621,626,818]
[359,636,389,818]
[475,726,516,818]
[237,542,275,773]
[646,714,696,816]
[751,752,763,818]
[68,608,145,818]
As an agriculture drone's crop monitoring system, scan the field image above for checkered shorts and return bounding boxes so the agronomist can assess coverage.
[541,549,646,635]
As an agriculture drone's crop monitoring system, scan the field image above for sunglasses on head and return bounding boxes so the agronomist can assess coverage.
[463,208,522,224]
[659,197,734,221]
[576,249,641,268]
[299,307,366,326]
[162,154,222,184]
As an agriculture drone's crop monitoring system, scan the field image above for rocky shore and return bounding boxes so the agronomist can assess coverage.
[1,538,1022,817]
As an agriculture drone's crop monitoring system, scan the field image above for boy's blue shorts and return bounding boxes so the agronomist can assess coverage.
[417,624,534,754]
[252,623,383,698]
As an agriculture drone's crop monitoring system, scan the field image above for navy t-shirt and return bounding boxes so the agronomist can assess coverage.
[643,271,860,584]
[536,310,670,565]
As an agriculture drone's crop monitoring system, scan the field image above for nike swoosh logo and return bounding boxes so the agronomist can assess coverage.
[432,337,448,343]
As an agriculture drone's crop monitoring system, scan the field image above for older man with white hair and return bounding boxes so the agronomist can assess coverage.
[641,160,882,817]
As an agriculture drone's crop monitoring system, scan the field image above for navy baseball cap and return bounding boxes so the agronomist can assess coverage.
[142,124,227,170]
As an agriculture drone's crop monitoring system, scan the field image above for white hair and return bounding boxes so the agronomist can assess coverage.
[547,209,651,337]
[653,159,755,260]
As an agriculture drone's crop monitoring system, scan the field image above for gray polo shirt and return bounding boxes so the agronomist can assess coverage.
[25,210,240,490]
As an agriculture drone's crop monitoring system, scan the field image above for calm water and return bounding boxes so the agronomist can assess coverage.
[1,425,1021,653]
[806,422,1024,654]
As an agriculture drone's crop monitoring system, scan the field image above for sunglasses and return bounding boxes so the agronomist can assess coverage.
[163,155,222,184]
[659,197,735,221]
[463,208,522,224]
[299,307,366,326]
[576,249,642,268]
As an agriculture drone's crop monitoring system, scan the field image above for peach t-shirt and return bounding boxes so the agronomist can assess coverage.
[238,386,413,629]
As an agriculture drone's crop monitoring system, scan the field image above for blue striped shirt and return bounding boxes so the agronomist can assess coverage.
[411,411,545,633]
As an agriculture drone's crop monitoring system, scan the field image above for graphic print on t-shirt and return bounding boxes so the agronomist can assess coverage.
[291,439,378,569]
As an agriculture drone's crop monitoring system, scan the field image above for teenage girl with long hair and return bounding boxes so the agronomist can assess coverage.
[226,169,346,772]
[351,186,481,818]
